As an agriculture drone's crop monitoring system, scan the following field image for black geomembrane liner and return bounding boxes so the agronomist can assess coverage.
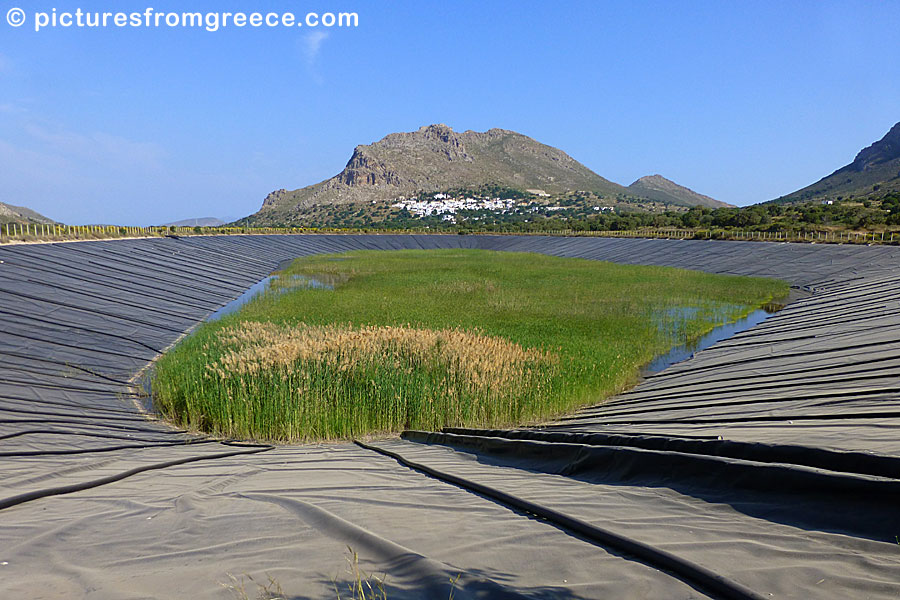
[1,235,898,599]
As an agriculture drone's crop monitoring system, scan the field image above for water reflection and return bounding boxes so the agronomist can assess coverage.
[206,273,339,322]
[644,303,781,375]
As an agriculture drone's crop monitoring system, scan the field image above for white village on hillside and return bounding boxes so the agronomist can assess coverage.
[392,193,614,221]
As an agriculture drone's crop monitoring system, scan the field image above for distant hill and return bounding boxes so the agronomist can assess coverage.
[239,124,644,225]
[0,201,56,225]
[162,217,226,227]
[628,175,732,208]
[773,121,900,204]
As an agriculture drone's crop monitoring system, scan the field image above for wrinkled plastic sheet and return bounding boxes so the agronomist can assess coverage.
[1,235,899,599]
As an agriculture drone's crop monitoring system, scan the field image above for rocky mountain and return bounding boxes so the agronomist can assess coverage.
[0,201,55,225]
[773,121,900,203]
[628,175,732,208]
[241,125,637,225]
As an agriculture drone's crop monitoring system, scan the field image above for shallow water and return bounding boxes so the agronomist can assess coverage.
[205,274,336,322]
[643,305,779,375]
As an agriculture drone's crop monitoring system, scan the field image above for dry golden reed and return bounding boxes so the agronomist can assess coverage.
[154,321,559,441]
[209,321,552,393]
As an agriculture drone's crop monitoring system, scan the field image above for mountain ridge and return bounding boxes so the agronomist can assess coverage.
[241,125,720,225]
[0,201,56,225]
[773,121,900,203]
[162,217,226,227]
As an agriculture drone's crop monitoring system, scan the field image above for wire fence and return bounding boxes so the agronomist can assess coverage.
[1,222,898,245]
[0,223,346,244]
[508,228,899,244]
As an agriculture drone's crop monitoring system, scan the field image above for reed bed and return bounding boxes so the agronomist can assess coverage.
[152,249,788,442]
[154,321,556,441]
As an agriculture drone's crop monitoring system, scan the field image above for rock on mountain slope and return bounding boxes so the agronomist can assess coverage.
[628,175,732,208]
[241,124,634,225]
[774,121,900,203]
[0,201,55,225]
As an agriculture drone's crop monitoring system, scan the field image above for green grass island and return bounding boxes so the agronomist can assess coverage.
[151,250,788,442]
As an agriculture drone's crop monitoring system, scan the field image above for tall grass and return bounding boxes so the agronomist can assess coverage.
[152,250,788,441]
[155,321,556,440]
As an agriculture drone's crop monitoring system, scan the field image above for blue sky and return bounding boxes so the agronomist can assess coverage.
[1,0,898,225]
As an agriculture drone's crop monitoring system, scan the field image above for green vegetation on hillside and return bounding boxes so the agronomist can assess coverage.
[233,183,900,237]
[233,185,670,229]
[152,250,787,441]
[643,193,900,232]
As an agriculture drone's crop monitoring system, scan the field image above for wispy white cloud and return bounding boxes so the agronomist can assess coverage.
[302,31,330,66]
[299,31,330,84]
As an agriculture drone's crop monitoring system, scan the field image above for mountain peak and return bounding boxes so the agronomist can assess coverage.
[245,125,629,223]
[628,174,731,208]
[850,121,900,172]
[418,123,454,136]
[632,174,669,186]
